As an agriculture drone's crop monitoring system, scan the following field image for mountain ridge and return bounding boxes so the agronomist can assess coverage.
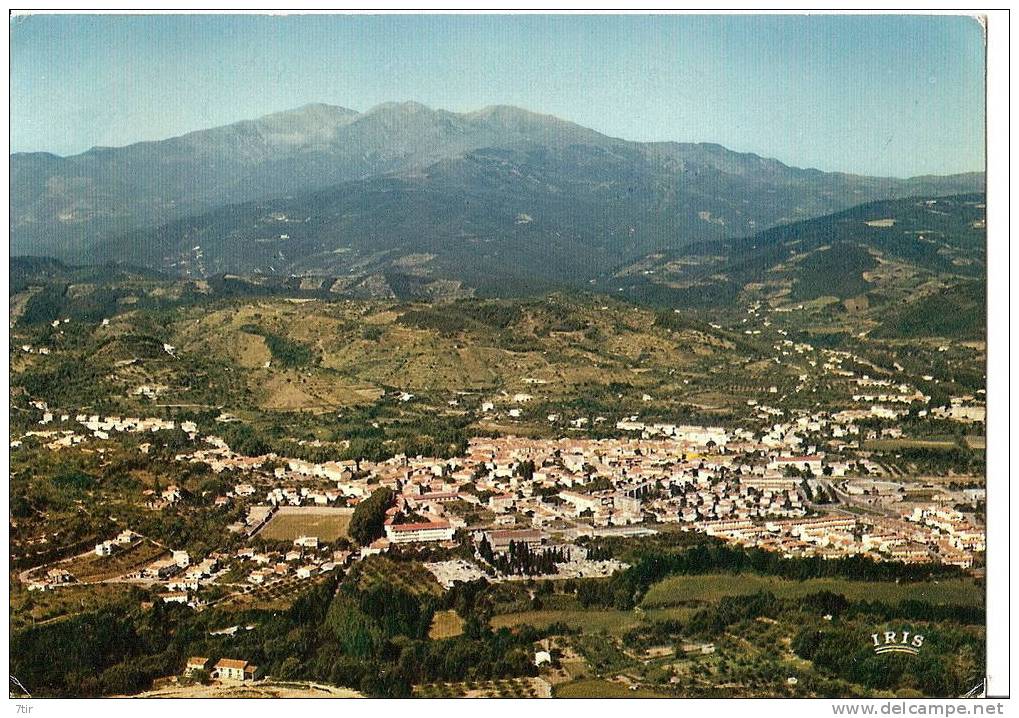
[11,101,984,271]
[11,102,985,181]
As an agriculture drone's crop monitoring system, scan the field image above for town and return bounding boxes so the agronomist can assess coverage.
[17,397,985,605]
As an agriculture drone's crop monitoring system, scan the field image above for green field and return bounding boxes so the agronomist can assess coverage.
[640,574,983,608]
[257,507,353,542]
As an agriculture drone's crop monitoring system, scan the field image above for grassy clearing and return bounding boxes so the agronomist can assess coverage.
[641,574,983,608]
[644,607,696,623]
[429,610,465,640]
[256,371,382,412]
[258,507,353,542]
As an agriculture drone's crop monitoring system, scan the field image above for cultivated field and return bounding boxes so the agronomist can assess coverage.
[640,574,983,608]
[219,573,331,611]
[490,608,692,636]
[257,506,353,542]
[355,556,444,597]
[554,678,670,698]
[414,677,550,698]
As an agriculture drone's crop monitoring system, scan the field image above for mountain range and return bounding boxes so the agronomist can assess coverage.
[11,101,983,293]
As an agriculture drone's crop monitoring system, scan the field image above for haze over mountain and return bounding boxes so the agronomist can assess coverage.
[11,101,983,286]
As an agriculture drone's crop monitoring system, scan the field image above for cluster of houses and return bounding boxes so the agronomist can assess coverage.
[265,485,345,507]
[683,502,981,568]
[236,540,349,587]
[905,506,986,559]
[27,567,75,592]
[77,414,198,439]
[23,400,197,441]
[931,397,987,423]
[28,524,355,606]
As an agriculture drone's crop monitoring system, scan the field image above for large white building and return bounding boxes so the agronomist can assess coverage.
[385,520,455,544]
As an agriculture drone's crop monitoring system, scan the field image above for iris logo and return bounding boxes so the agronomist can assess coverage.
[871,630,925,656]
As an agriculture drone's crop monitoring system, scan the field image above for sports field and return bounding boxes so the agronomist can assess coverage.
[257,506,353,542]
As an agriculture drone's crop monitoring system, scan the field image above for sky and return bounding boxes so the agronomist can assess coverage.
[9,13,986,177]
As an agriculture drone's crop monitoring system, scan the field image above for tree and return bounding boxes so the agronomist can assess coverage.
[276,657,303,680]
[515,460,536,481]
[348,487,394,545]
[326,594,384,659]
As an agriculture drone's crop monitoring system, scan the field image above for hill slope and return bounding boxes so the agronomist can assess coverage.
[609,193,986,339]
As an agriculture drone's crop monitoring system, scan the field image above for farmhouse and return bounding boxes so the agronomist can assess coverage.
[160,592,189,605]
[142,557,179,579]
[213,658,263,682]
[46,568,73,584]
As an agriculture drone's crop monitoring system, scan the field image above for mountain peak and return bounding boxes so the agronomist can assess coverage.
[468,104,557,122]
[260,102,359,118]
[363,100,437,116]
